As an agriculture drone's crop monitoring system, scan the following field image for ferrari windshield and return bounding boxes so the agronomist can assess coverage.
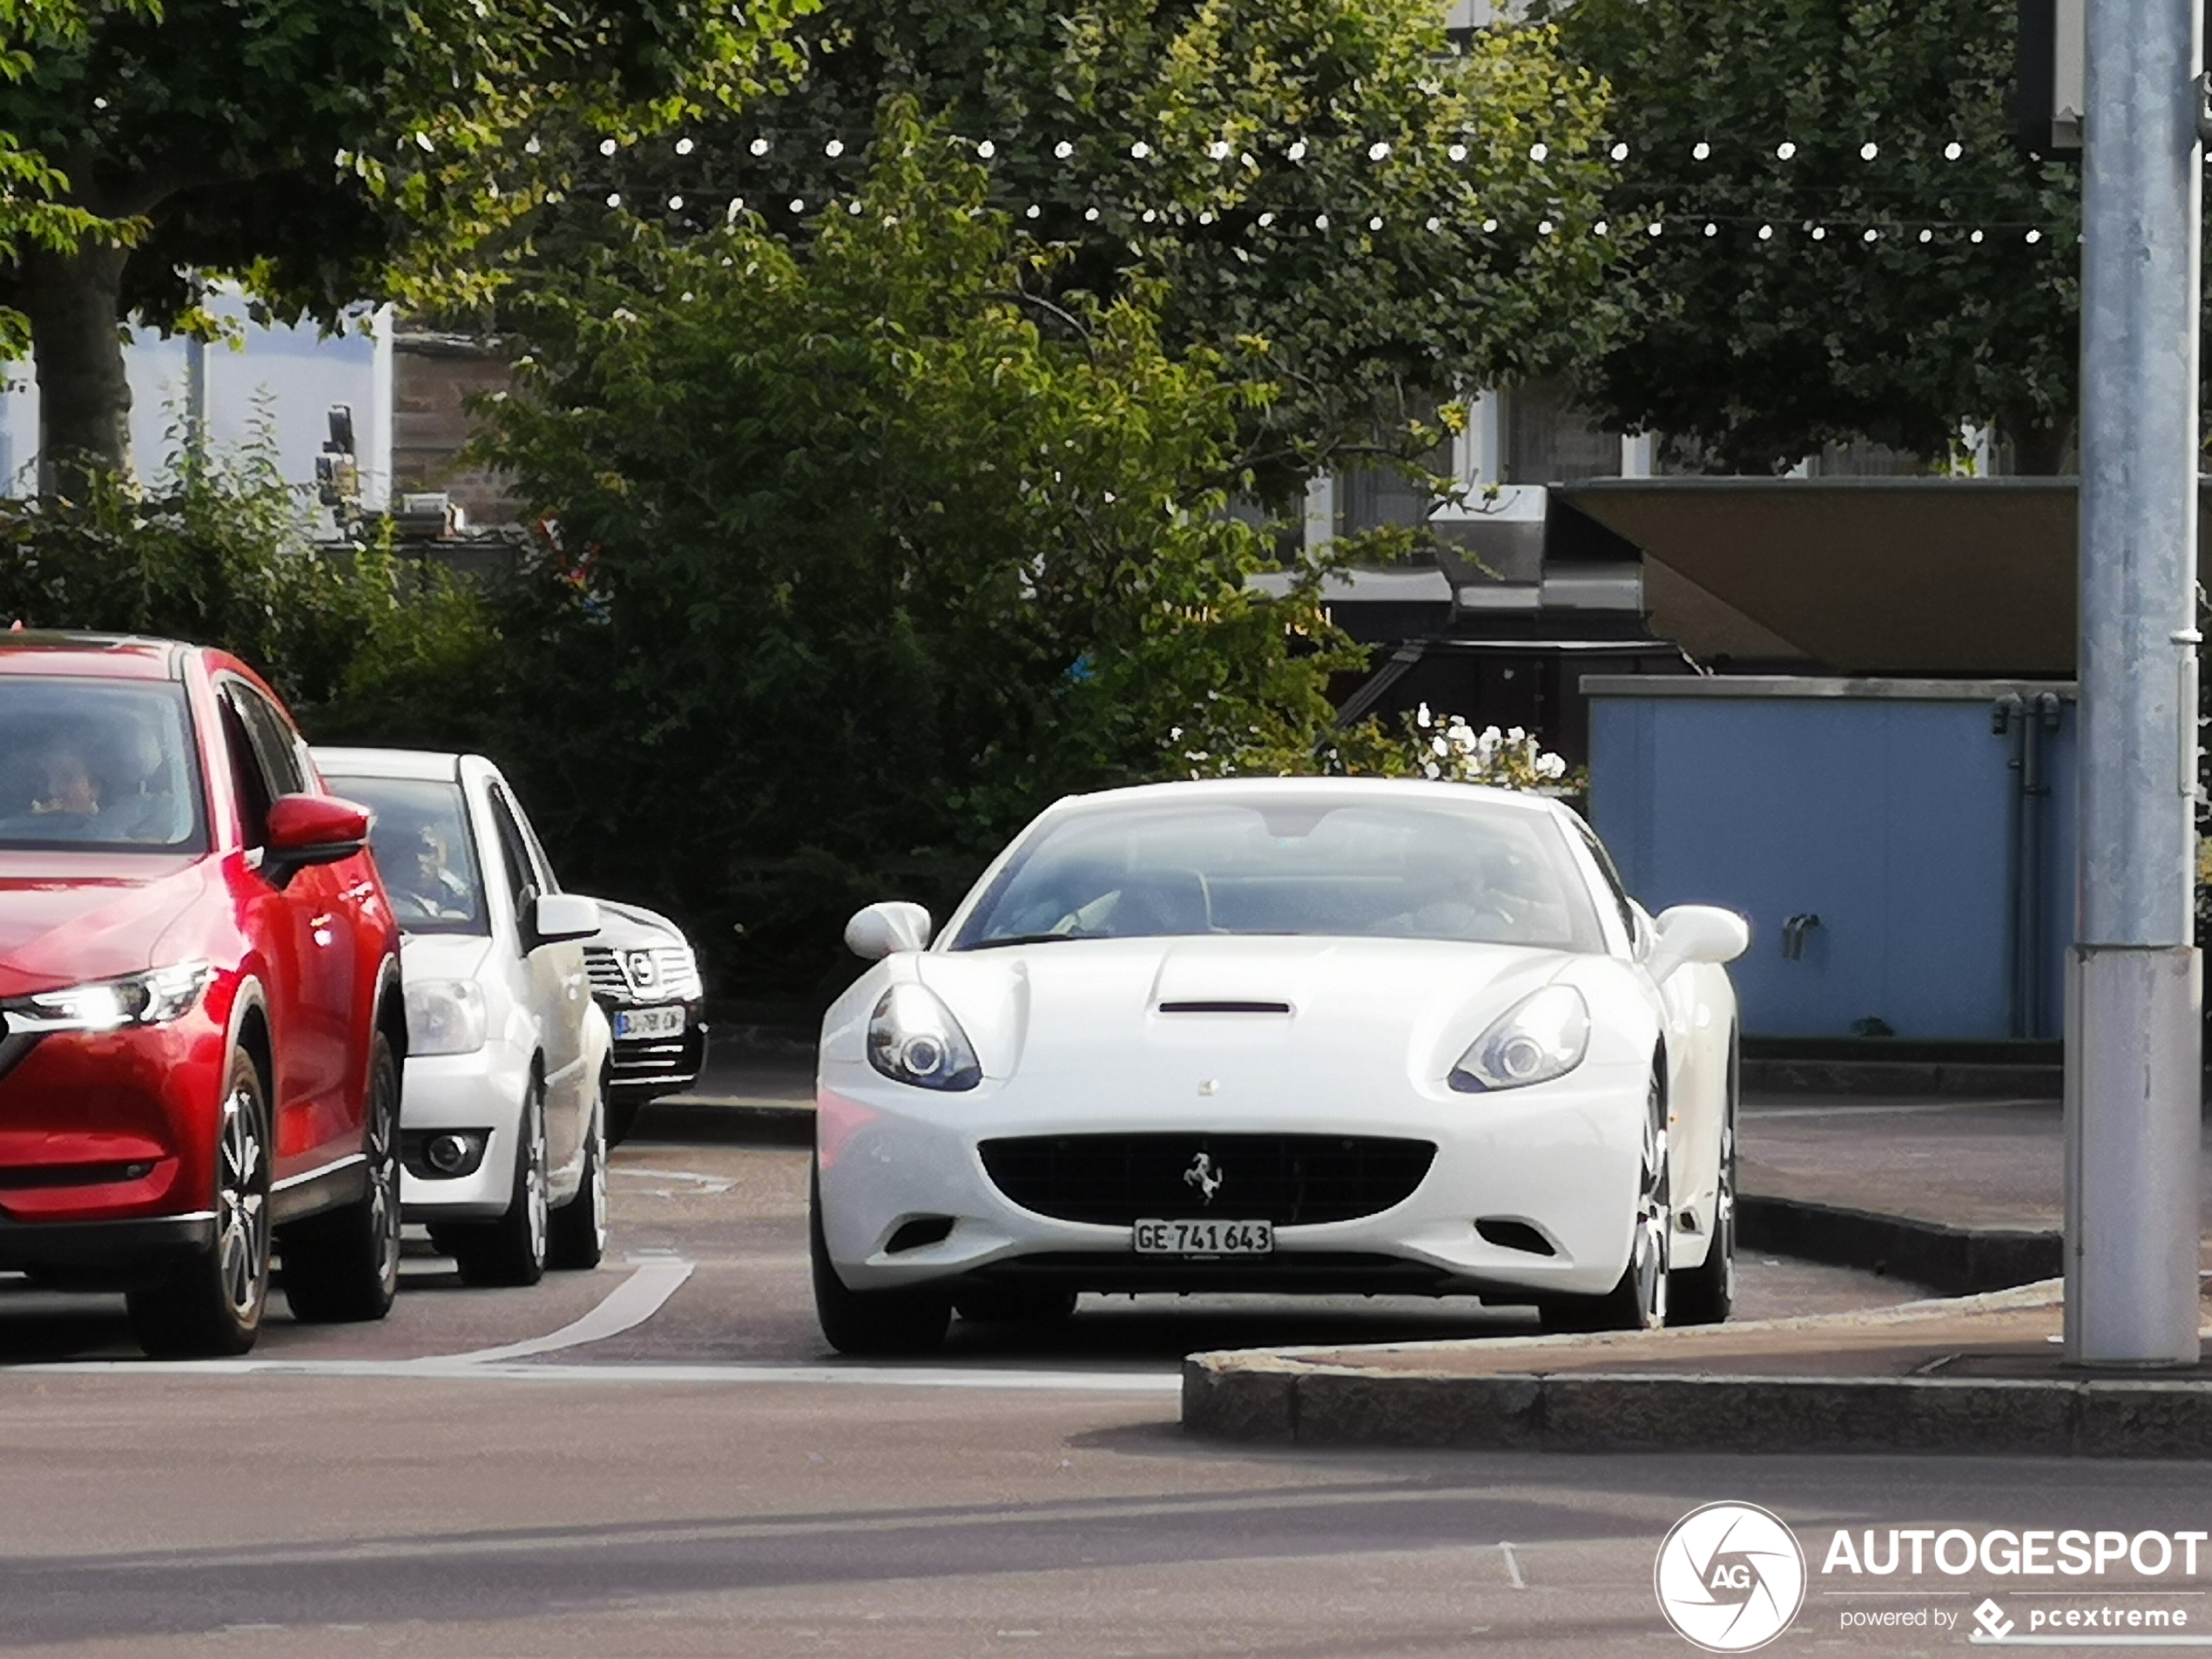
[953,795,1605,952]
[0,678,206,852]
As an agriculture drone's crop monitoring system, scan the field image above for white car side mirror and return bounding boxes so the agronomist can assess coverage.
[531,892,602,946]
[1644,904,1750,984]
[845,900,934,961]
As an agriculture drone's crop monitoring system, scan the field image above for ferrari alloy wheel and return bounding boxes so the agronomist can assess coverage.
[1670,1032,1738,1326]
[1541,1069,1671,1334]
[280,1034,404,1323]
[128,1050,271,1358]
[810,1166,950,1357]
[448,1076,550,1287]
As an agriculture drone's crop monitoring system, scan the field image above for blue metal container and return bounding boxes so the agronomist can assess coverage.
[1584,676,2077,1041]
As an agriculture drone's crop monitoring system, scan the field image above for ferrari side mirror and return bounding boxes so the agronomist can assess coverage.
[845,901,934,961]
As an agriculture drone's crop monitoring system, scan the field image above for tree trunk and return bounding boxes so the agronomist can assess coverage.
[21,241,132,499]
[2008,417,2077,476]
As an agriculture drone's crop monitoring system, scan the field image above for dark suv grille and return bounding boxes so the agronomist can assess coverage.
[977,1134,1436,1227]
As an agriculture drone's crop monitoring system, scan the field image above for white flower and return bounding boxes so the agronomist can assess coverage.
[1431,736,1449,757]
[1415,701,1433,725]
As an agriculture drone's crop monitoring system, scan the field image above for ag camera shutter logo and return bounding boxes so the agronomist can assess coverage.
[1655,1502,1808,1652]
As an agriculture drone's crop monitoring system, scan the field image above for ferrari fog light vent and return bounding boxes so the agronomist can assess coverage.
[1475,1217,1556,1257]
[885,1216,955,1253]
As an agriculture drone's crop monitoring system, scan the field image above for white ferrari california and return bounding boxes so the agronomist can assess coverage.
[812,776,1749,1356]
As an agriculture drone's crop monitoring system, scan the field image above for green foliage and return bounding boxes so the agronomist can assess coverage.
[0,440,500,718]
[472,108,1364,997]
[514,0,1616,498]
[0,0,819,384]
[1548,0,2078,472]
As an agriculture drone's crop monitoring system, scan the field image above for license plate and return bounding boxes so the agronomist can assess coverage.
[614,1005,686,1042]
[1132,1217,1274,1256]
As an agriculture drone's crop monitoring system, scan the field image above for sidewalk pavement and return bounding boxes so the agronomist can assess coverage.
[1182,1283,2212,1457]
[1185,1101,2212,1455]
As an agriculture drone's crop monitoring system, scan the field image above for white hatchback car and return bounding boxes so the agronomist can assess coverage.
[315,748,611,1285]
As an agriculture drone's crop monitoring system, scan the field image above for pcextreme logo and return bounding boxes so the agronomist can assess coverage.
[1656,1502,1810,1653]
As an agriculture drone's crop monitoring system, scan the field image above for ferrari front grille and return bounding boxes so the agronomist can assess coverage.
[977,1133,1436,1227]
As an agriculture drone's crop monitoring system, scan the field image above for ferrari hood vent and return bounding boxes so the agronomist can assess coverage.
[1156,1000,1291,1015]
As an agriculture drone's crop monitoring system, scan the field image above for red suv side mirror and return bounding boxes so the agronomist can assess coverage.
[264,793,371,880]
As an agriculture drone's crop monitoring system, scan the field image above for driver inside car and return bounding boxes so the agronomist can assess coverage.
[393,819,475,922]
[0,738,107,836]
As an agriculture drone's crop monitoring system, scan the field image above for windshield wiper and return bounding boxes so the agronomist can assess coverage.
[963,932,1087,949]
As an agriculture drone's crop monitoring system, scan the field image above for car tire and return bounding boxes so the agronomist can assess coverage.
[546,1092,608,1272]
[280,1034,404,1324]
[1540,1070,1671,1335]
[127,1049,272,1359]
[1669,1035,1737,1328]
[954,1291,1077,1324]
[809,1166,949,1357]
[447,1076,549,1287]
[605,1094,642,1150]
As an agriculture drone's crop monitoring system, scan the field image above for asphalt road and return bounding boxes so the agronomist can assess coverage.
[0,1140,2200,1658]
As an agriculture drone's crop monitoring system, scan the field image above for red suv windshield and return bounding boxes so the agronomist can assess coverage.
[0,678,206,852]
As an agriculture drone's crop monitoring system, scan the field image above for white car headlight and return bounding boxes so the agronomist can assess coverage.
[406,979,488,1056]
[867,982,981,1091]
[1,962,214,1035]
[1449,984,1590,1093]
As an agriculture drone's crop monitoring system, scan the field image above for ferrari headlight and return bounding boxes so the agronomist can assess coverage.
[867,982,981,1091]
[1,962,214,1035]
[1450,984,1590,1093]
[405,979,488,1056]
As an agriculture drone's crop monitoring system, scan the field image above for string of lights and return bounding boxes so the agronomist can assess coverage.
[531,127,2080,248]
[559,181,2066,249]
[569,131,2026,165]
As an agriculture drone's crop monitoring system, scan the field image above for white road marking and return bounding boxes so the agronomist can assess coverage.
[435,1257,697,1364]
[18,1357,1183,1392]
[610,1166,736,1194]
[42,1483,1523,1573]
[1500,1541,1526,1589]
[0,1251,1183,1392]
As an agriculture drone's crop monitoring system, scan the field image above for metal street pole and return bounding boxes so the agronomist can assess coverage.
[2069,0,2204,1366]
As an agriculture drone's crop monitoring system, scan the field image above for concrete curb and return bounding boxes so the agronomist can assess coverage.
[1179,1361,2212,1458]
[1743,1058,2060,1097]
[1737,1194,2061,1294]
[628,1100,813,1146]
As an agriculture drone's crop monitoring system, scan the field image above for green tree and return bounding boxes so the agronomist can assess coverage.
[0,0,813,492]
[1548,0,2079,473]
[473,110,1361,996]
[0,435,499,718]
[518,0,1615,500]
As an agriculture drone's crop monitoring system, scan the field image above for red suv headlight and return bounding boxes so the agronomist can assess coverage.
[1,962,215,1035]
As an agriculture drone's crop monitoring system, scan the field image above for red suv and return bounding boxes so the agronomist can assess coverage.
[0,633,406,1356]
